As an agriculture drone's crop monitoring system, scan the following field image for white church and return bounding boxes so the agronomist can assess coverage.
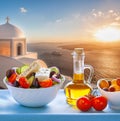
[0,17,37,59]
[0,17,47,88]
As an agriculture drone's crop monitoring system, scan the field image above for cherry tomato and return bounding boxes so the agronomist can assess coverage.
[76,96,92,112]
[39,78,53,88]
[8,73,17,84]
[92,96,107,111]
[19,77,30,88]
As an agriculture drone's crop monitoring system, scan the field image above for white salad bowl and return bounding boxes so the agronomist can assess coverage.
[3,76,65,107]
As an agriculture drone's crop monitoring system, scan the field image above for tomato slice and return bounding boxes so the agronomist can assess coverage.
[19,77,30,88]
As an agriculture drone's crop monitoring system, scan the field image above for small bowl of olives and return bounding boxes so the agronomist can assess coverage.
[97,78,120,110]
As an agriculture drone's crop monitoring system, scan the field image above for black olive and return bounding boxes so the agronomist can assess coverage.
[49,71,56,78]
[13,80,20,87]
[56,73,61,79]
[6,69,15,78]
[31,78,40,88]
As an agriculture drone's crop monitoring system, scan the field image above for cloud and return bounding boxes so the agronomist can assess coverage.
[90,9,120,24]
[92,13,97,17]
[76,9,120,39]
[91,10,104,17]
[98,11,104,17]
[109,10,114,13]
[20,7,27,13]
[72,13,80,19]
[45,9,120,41]
[91,9,97,17]
[56,19,62,23]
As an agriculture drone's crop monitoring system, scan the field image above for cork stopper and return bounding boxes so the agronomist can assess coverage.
[74,48,84,55]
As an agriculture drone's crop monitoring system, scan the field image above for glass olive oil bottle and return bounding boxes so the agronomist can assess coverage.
[65,48,93,106]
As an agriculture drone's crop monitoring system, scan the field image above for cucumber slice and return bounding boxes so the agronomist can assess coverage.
[20,65,29,73]
[16,65,29,74]
[16,68,21,74]
[27,75,35,86]
[50,66,59,74]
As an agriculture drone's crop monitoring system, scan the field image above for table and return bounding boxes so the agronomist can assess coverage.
[0,90,120,121]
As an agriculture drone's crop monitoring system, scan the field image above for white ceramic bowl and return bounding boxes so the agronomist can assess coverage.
[3,76,64,107]
[97,78,120,110]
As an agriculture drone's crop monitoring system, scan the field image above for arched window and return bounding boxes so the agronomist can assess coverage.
[17,43,22,56]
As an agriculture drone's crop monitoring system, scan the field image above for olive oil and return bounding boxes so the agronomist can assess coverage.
[65,48,93,106]
[73,73,84,83]
[65,73,92,105]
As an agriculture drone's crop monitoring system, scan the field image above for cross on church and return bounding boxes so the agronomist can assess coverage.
[6,16,10,23]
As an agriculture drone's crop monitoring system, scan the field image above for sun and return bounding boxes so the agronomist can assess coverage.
[94,27,120,42]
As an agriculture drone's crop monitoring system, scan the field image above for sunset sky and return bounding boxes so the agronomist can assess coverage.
[0,0,120,43]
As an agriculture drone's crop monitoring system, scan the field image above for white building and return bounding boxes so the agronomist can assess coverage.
[0,17,47,88]
[0,17,37,59]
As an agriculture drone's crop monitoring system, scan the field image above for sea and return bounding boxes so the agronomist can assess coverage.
[27,42,120,83]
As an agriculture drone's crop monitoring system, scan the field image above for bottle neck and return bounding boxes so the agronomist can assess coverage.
[72,53,85,84]
[73,54,85,72]
[73,73,84,83]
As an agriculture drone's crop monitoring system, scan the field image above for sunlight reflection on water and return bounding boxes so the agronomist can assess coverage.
[86,49,120,78]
